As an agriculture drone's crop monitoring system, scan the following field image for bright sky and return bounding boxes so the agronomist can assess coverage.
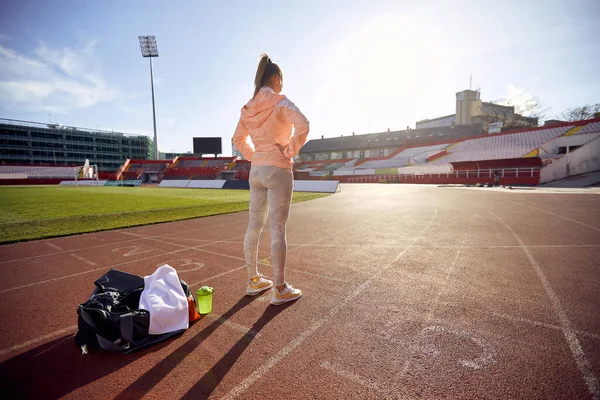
[0,0,598,155]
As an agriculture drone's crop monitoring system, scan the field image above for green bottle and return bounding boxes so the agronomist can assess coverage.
[196,286,214,314]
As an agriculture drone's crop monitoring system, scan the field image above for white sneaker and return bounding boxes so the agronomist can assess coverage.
[271,283,302,305]
[246,274,273,296]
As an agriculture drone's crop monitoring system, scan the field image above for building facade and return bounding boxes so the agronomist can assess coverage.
[298,123,483,162]
[0,118,154,171]
[416,89,538,133]
[416,114,456,129]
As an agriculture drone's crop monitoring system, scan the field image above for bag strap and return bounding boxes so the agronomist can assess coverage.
[80,308,135,352]
[79,308,101,333]
[96,335,126,352]
[120,312,135,344]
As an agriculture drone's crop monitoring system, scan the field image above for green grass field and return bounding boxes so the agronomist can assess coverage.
[0,186,330,244]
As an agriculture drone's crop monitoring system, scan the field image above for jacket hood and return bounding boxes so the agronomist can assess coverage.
[240,88,286,130]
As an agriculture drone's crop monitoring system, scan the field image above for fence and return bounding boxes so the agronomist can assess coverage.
[343,167,540,185]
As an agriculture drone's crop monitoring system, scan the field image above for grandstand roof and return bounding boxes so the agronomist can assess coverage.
[0,118,149,139]
[300,123,483,153]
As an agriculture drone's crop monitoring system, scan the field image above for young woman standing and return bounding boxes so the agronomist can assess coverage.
[232,54,310,305]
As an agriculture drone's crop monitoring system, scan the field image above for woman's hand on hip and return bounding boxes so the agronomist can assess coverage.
[275,143,287,156]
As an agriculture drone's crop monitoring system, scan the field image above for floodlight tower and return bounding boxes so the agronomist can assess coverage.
[138,35,159,160]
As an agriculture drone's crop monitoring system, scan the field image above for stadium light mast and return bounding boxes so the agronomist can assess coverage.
[138,35,159,160]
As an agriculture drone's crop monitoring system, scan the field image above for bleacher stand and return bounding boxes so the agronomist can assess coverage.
[140,163,166,172]
[176,159,205,168]
[127,163,143,172]
[356,143,450,169]
[577,122,600,135]
[429,125,573,165]
[205,160,229,168]
[0,165,78,178]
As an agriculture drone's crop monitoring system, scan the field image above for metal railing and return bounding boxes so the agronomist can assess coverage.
[346,167,540,183]
[0,118,148,138]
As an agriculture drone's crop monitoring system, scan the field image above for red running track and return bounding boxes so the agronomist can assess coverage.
[0,184,599,399]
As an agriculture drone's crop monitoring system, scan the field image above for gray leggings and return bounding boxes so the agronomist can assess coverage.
[244,165,293,286]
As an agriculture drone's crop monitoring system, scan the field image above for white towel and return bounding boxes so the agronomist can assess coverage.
[139,264,189,335]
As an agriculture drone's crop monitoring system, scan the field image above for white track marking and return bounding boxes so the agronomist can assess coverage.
[204,314,261,339]
[119,231,147,237]
[194,248,245,261]
[287,268,351,283]
[155,259,206,273]
[0,217,347,359]
[0,232,248,294]
[0,218,248,265]
[0,263,246,358]
[221,210,438,400]
[209,241,600,249]
[187,225,356,288]
[491,312,600,340]
[112,245,154,257]
[319,361,401,399]
[479,203,600,400]
[69,254,97,266]
[400,211,478,375]
[44,242,62,250]
[162,237,214,243]
[0,325,77,357]
[418,325,496,370]
[503,199,600,232]
[0,247,188,294]
[146,236,247,262]
[492,312,562,332]
[190,266,246,287]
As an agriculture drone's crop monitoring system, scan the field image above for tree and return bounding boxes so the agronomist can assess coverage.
[517,97,548,121]
[476,97,545,132]
[558,103,600,122]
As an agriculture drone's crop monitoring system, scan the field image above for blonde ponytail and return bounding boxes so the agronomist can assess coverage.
[253,53,283,98]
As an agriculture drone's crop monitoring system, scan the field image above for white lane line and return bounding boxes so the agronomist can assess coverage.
[481,204,599,400]
[1,263,245,358]
[190,266,246,287]
[0,325,77,357]
[400,211,478,376]
[287,268,351,283]
[0,218,248,265]
[492,312,562,332]
[193,248,245,261]
[0,247,187,295]
[209,242,600,249]
[162,237,214,243]
[0,221,350,358]
[204,314,261,339]
[491,312,600,341]
[69,254,97,266]
[503,199,600,232]
[0,233,248,294]
[44,242,62,251]
[119,231,147,237]
[188,225,356,288]
[220,209,438,400]
[319,361,401,399]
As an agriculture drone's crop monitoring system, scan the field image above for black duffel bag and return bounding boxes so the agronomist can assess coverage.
[75,268,190,354]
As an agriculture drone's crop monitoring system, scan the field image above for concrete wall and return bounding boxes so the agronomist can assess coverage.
[416,115,455,129]
[540,134,600,183]
[159,180,190,188]
[539,133,600,158]
[293,180,339,193]
[455,90,481,125]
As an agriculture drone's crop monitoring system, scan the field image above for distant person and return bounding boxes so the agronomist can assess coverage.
[233,53,310,305]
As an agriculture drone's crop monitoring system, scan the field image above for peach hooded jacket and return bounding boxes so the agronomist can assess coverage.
[232,86,310,170]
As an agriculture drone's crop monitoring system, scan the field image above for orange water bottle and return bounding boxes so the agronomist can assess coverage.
[196,286,214,314]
